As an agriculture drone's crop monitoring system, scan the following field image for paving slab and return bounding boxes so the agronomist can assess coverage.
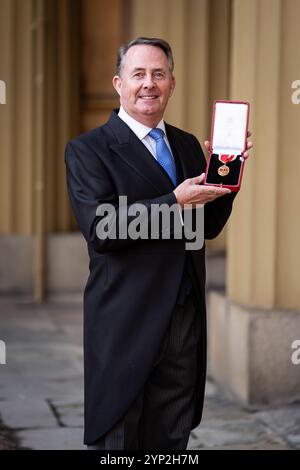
[188,419,288,449]
[0,398,58,429]
[50,401,84,428]
[253,405,300,449]
[17,427,84,450]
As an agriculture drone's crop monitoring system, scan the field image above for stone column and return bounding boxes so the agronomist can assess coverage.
[131,0,210,141]
[0,0,34,234]
[0,0,80,299]
[209,0,300,404]
[131,0,232,252]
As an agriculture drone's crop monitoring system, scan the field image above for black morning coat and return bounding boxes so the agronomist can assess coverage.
[65,109,236,445]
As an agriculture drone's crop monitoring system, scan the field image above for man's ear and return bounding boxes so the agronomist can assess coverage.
[169,76,176,97]
[112,75,122,96]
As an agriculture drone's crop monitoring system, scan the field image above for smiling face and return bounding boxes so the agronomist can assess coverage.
[112,45,176,128]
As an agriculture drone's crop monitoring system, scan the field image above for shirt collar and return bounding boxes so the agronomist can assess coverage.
[118,106,166,140]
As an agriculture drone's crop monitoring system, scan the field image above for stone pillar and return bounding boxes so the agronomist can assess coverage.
[131,0,210,140]
[0,0,80,300]
[209,0,300,404]
[0,0,34,234]
[131,0,231,251]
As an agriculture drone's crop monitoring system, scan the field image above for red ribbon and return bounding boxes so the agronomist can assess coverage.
[219,154,236,163]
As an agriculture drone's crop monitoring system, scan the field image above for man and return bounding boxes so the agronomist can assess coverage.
[65,37,252,450]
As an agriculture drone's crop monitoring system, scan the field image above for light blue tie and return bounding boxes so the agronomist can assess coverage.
[149,128,177,186]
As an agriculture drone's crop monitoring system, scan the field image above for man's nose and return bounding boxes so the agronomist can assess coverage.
[143,74,155,88]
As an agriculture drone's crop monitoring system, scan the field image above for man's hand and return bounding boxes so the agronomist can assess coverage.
[174,131,253,208]
[204,130,253,159]
[173,173,231,208]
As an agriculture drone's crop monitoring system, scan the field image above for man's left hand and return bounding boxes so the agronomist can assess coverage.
[204,131,253,159]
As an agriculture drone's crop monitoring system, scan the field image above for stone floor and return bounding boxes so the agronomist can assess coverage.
[0,295,299,450]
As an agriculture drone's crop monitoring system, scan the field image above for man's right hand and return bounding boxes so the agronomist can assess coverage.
[173,173,231,209]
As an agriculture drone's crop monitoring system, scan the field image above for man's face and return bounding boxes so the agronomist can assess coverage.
[112,45,176,127]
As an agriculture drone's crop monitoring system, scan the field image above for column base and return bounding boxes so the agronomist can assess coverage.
[0,234,88,298]
[208,291,300,405]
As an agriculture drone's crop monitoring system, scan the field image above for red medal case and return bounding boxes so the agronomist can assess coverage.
[203,100,250,192]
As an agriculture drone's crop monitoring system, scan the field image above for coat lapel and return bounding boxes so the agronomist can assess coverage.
[107,110,175,194]
[165,123,201,180]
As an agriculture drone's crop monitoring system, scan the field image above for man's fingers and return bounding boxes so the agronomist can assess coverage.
[207,188,231,197]
[190,173,205,185]
[190,185,231,203]
[200,183,231,194]
[189,177,231,195]
[243,140,253,159]
[179,176,231,207]
[198,173,206,184]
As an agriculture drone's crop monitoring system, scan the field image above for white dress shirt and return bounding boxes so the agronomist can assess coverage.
[118,106,184,225]
[118,106,175,162]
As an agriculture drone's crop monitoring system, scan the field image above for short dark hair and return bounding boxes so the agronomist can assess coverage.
[116,37,174,76]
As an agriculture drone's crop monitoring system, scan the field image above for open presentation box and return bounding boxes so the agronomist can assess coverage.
[204,100,250,192]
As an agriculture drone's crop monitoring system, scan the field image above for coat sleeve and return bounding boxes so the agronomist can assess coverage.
[190,134,237,240]
[65,139,183,253]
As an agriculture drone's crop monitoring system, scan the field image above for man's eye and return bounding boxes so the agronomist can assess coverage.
[133,73,144,78]
[153,72,164,79]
